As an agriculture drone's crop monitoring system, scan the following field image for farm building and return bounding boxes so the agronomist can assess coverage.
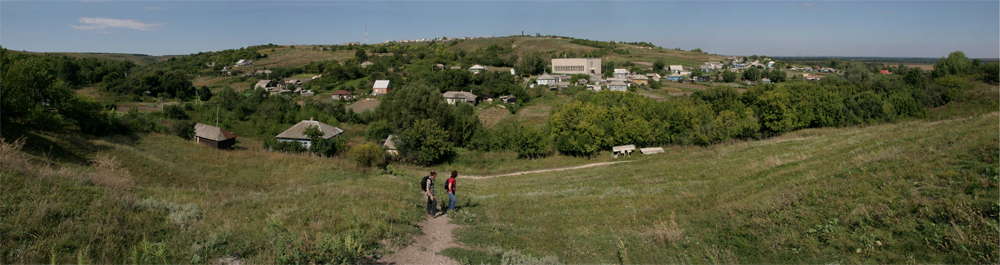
[331,90,355,101]
[669,65,684,74]
[275,119,344,150]
[372,80,391,96]
[254,80,275,90]
[613,68,630,79]
[194,123,237,149]
[612,144,636,158]
[629,74,649,85]
[639,147,664,155]
[469,64,487,74]
[442,91,478,105]
[551,58,602,76]
[608,80,629,91]
[536,73,558,86]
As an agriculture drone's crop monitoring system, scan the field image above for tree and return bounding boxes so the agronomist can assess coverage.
[354,49,368,62]
[653,59,666,71]
[933,51,973,77]
[767,69,787,82]
[722,70,739,83]
[742,67,764,81]
[398,119,455,165]
[515,53,546,76]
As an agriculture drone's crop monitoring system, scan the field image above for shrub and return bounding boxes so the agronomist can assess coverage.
[398,119,454,165]
[163,104,189,120]
[171,120,195,140]
[349,142,386,168]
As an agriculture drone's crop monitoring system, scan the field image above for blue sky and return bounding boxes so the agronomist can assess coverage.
[2,1,998,58]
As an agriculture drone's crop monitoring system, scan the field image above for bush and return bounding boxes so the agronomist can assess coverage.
[163,104,189,120]
[172,120,195,140]
[349,142,385,168]
[398,119,455,165]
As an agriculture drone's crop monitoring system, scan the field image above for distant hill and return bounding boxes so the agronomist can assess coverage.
[41,52,169,66]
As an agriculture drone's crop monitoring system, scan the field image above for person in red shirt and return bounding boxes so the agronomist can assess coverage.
[445,171,458,213]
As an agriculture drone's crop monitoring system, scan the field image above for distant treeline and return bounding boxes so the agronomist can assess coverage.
[776,56,999,65]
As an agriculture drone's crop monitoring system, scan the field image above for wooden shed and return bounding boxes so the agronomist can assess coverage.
[194,123,237,149]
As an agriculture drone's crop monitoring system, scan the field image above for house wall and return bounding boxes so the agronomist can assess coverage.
[278,138,312,149]
[551,58,602,75]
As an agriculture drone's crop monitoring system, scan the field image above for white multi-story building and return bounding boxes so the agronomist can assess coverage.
[551,58,602,76]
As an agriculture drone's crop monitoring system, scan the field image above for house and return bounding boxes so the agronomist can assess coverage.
[639,147,664,155]
[629,74,649,85]
[372,80,391,96]
[588,84,603,91]
[255,80,276,90]
[669,65,684,74]
[612,144,636,158]
[254,69,272,76]
[194,123,237,149]
[645,73,662,81]
[767,61,776,68]
[536,73,559,86]
[761,78,772,84]
[803,73,823,81]
[666,75,683,82]
[608,80,629,91]
[331,90,354,101]
[235,59,252,66]
[442,91,478,105]
[701,62,723,72]
[275,119,344,150]
[434,63,446,70]
[498,95,517,103]
[284,79,303,86]
[311,74,323,80]
[469,64,487,74]
[360,61,375,68]
[879,69,893,75]
[613,68,630,79]
[551,58,602,75]
[300,90,315,96]
[383,135,399,157]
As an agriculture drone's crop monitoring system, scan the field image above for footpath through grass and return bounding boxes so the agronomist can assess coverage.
[447,112,999,264]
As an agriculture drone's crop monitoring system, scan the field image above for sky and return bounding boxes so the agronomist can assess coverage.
[1,1,998,58]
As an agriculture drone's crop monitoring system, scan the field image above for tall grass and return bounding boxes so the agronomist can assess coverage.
[450,111,999,263]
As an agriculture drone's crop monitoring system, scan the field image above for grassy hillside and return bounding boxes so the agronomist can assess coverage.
[447,111,998,264]
[1,133,426,264]
[449,36,721,67]
[45,52,167,66]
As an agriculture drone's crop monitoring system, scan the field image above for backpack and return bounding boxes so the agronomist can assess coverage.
[419,176,430,192]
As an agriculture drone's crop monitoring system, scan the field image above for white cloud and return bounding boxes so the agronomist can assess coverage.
[71,17,162,31]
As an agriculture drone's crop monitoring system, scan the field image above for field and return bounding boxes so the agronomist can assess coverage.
[1,133,425,264]
[255,46,354,68]
[447,110,999,264]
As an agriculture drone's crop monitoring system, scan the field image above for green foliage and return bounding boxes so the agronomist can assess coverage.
[515,53,547,76]
[722,70,739,82]
[171,120,195,140]
[398,119,455,165]
[349,142,386,168]
[932,51,974,77]
[163,105,189,120]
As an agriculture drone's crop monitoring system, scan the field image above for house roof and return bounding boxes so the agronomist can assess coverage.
[537,73,557,80]
[639,147,664,154]
[442,91,477,100]
[276,120,343,140]
[669,65,683,71]
[629,75,649,80]
[609,80,628,86]
[255,80,272,88]
[332,90,351,95]
[383,134,399,150]
[469,64,486,70]
[612,145,637,152]
[194,123,236,141]
[614,68,629,74]
[373,80,390,89]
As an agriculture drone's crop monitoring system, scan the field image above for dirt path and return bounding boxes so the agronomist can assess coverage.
[379,215,462,265]
[463,160,635,180]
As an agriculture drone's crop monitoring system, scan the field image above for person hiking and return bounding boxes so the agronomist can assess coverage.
[445,171,458,214]
[421,171,437,217]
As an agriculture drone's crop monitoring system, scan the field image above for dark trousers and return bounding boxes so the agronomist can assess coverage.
[426,196,437,216]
